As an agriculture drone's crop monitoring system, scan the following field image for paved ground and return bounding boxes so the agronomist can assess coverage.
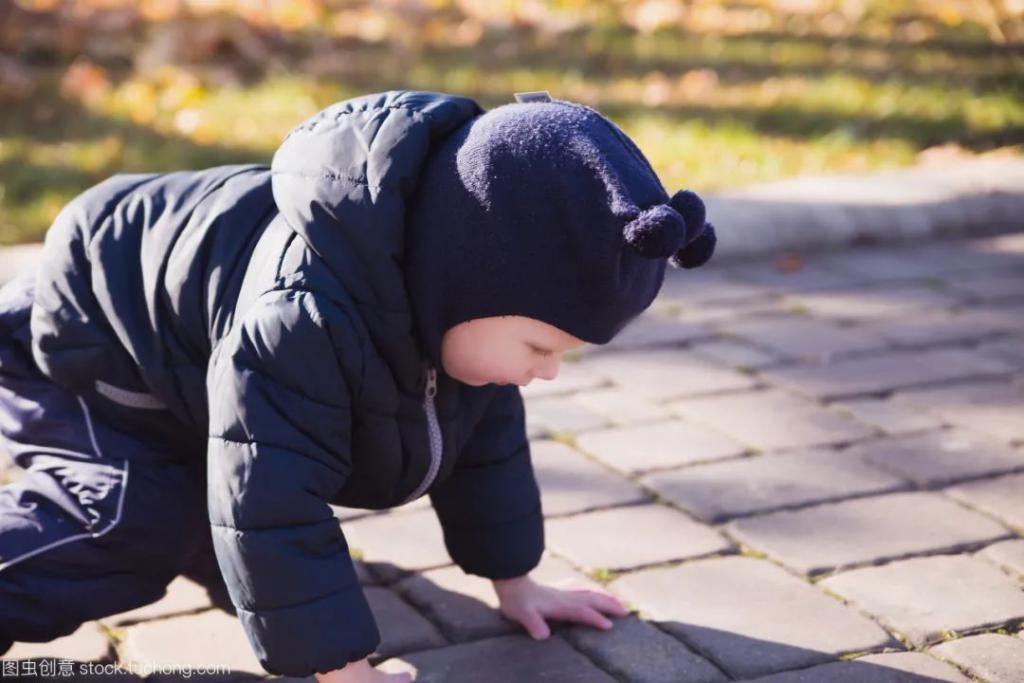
[2,233,1024,682]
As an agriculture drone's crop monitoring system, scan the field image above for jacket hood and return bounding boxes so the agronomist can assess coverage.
[270,90,484,391]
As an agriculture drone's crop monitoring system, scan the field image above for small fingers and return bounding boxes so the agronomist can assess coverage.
[581,605,614,630]
[587,590,629,617]
[550,603,614,630]
[522,610,551,640]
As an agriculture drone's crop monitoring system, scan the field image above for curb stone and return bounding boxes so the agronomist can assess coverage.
[705,155,1024,261]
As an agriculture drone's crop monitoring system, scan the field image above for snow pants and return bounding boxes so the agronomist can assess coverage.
[0,272,229,654]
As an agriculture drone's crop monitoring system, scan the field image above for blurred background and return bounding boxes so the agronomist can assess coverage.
[0,0,1022,246]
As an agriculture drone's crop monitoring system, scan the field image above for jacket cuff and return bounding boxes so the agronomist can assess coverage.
[438,502,545,580]
[236,581,380,677]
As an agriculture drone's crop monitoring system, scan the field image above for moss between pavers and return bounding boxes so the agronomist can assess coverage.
[548,431,578,448]
[785,303,812,316]
[738,545,767,560]
[585,567,618,584]
[838,649,877,661]
[96,622,128,666]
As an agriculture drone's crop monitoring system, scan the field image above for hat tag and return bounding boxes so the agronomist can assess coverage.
[513,91,553,103]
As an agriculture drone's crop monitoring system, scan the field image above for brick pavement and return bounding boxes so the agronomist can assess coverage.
[3,232,1024,681]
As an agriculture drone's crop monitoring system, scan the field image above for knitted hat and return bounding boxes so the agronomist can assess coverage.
[404,93,717,371]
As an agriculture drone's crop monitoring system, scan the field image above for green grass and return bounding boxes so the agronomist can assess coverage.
[1,17,1021,244]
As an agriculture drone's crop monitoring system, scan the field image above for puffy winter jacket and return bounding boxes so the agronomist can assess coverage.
[27,90,545,676]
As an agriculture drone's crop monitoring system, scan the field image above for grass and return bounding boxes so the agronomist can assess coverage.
[1,12,1021,245]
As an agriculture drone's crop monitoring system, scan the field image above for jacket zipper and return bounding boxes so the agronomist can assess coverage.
[399,364,443,504]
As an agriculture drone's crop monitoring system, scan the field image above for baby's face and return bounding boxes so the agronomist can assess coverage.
[440,316,587,387]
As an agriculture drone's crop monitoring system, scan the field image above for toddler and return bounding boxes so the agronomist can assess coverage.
[0,89,716,681]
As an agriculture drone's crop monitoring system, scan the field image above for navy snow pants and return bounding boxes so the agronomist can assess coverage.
[0,272,229,653]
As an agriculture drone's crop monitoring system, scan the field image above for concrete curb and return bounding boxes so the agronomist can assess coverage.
[704,155,1024,261]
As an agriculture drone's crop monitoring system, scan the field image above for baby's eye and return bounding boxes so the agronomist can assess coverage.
[530,345,553,357]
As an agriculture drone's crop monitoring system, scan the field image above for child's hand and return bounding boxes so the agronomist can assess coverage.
[315,657,412,683]
[492,574,629,639]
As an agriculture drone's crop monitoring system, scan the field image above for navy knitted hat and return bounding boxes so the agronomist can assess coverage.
[405,94,717,371]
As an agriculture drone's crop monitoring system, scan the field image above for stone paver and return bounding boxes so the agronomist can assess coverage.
[363,586,446,659]
[781,284,961,321]
[930,633,1024,683]
[852,307,1024,348]
[609,556,895,680]
[897,379,1024,444]
[657,267,773,305]
[977,539,1024,578]
[393,565,515,643]
[642,448,908,523]
[724,259,863,293]
[5,622,113,662]
[523,395,610,436]
[378,634,618,682]
[575,419,747,475]
[687,337,784,370]
[844,429,1024,488]
[814,244,959,281]
[531,440,649,516]
[747,652,971,682]
[519,362,608,400]
[674,296,790,325]
[120,609,264,680]
[669,388,875,451]
[546,504,731,570]
[832,396,945,435]
[946,271,1024,304]
[944,472,1024,531]
[569,386,675,425]
[393,553,596,643]
[578,348,756,402]
[821,555,1024,647]
[974,335,1024,369]
[728,491,1013,575]
[341,507,452,583]
[720,315,891,361]
[564,616,728,683]
[761,348,1014,400]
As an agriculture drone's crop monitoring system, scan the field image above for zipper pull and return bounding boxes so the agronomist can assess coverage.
[425,367,437,399]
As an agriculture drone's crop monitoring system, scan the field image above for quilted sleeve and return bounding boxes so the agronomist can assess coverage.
[428,384,545,579]
[205,289,378,677]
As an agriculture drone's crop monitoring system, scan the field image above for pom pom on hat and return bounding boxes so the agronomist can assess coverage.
[666,188,716,269]
[669,189,706,242]
[671,222,717,269]
[622,204,687,259]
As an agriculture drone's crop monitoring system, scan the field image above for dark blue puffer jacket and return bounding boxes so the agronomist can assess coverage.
[27,90,545,676]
